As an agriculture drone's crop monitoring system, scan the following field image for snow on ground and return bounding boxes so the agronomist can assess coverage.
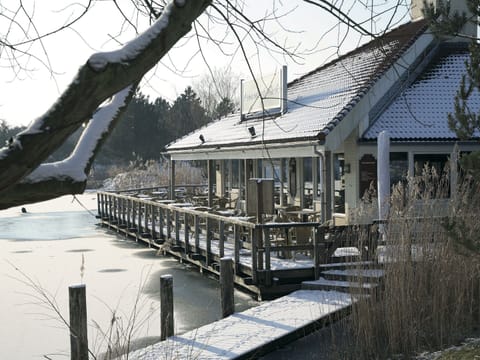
[126,290,355,360]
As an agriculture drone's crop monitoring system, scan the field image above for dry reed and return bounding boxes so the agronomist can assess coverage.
[347,167,480,359]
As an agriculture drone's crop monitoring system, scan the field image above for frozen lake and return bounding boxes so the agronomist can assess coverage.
[0,192,257,359]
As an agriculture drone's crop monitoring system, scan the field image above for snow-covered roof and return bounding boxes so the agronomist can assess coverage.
[363,45,480,141]
[166,20,428,152]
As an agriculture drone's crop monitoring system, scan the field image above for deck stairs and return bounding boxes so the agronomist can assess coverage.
[302,261,385,295]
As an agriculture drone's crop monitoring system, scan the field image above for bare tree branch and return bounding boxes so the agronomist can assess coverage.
[0,0,211,198]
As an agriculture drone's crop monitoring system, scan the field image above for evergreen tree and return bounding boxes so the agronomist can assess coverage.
[425,0,480,177]
[169,86,209,137]
[214,97,236,118]
[99,91,170,163]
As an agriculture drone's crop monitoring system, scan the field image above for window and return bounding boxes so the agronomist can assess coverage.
[390,152,408,187]
[414,153,450,198]
[414,154,449,176]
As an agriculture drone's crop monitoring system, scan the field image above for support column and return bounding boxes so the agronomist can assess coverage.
[312,156,318,202]
[207,160,215,207]
[228,159,233,204]
[280,159,285,206]
[324,151,333,222]
[297,157,304,208]
[169,158,175,200]
[244,159,252,205]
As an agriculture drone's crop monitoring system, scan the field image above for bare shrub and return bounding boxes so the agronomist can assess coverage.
[102,160,206,191]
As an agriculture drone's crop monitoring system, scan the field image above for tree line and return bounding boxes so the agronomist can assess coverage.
[1,85,236,166]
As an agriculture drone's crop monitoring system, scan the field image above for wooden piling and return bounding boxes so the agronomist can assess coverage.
[160,275,174,341]
[69,284,88,360]
[220,257,235,318]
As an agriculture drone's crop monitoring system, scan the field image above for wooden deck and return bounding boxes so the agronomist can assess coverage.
[97,191,378,299]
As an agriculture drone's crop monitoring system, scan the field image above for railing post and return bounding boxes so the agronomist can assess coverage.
[251,228,258,284]
[112,196,117,224]
[220,257,235,318]
[131,200,137,232]
[137,201,142,235]
[174,211,180,246]
[194,215,200,252]
[159,207,164,239]
[69,284,88,360]
[160,275,174,341]
[219,220,225,258]
[166,209,172,241]
[184,213,190,254]
[107,194,112,221]
[151,205,157,240]
[144,203,149,235]
[97,193,101,218]
[206,217,212,266]
[255,227,264,271]
[234,225,240,275]
[314,226,323,280]
[126,198,131,229]
[264,227,271,286]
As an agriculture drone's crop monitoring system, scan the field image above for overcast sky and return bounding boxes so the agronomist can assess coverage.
[0,0,412,127]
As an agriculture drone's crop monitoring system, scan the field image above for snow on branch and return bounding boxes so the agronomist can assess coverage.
[24,85,134,184]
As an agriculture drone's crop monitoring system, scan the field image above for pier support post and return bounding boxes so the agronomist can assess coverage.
[69,284,88,360]
[160,275,174,340]
[220,257,235,318]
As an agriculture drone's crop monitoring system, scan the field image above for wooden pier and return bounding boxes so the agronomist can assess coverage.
[125,289,356,360]
[97,190,377,299]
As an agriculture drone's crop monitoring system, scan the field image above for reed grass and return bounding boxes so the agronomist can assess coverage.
[347,167,480,359]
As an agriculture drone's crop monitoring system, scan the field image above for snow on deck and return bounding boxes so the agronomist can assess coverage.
[126,290,355,360]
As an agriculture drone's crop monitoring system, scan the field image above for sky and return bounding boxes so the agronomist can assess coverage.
[0,0,412,128]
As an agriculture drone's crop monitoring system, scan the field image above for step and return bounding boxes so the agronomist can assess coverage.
[321,269,385,283]
[302,277,378,294]
[319,261,374,271]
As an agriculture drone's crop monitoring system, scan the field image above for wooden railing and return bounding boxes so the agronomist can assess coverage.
[97,191,335,286]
